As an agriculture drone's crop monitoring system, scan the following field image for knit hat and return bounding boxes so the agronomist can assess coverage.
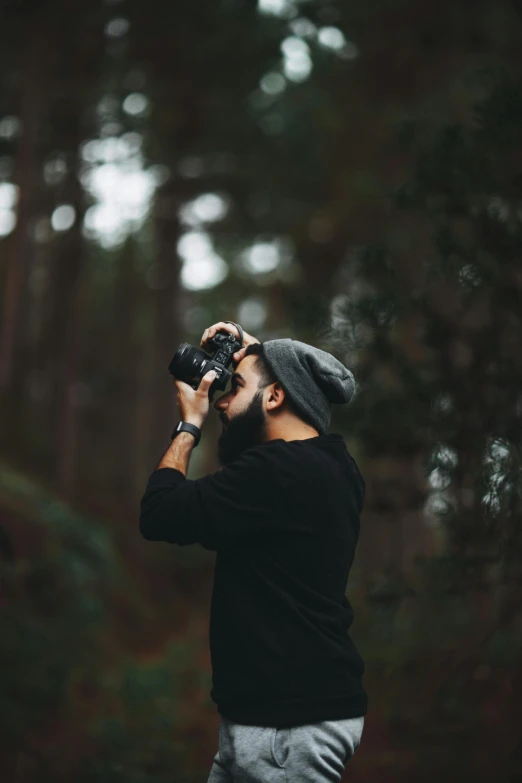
[261,338,356,435]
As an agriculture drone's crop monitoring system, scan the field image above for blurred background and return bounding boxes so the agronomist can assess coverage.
[1,0,522,780]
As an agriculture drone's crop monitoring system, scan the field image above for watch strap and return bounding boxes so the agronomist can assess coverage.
[170,421,201,446]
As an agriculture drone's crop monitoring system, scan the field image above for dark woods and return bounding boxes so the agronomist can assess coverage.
[0,1,521,780]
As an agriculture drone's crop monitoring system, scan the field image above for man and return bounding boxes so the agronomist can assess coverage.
[139,321,368,782]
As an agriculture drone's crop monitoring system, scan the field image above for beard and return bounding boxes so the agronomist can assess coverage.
[217,389,267,467]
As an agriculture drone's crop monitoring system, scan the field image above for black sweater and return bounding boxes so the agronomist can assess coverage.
[139,433,368,728]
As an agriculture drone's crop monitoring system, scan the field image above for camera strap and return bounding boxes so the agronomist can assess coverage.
[224,321,244,347]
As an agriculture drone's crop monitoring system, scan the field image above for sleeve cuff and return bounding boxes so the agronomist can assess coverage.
[145,467,186,492]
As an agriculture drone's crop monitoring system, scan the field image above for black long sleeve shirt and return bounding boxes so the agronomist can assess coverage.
[139,433,368,728]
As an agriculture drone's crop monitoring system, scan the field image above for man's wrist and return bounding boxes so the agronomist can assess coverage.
[156,430,197,474]
[184,418,204,430]
[171,421,202,446]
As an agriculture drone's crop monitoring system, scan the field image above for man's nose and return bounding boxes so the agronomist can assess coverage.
[214,394,227,412]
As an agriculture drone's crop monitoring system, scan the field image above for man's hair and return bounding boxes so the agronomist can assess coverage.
[243,343,317,429]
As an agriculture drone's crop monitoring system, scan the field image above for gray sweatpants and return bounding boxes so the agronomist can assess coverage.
[207,714,365,782]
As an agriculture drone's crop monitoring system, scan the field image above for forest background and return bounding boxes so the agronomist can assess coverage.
[1,0,522,780]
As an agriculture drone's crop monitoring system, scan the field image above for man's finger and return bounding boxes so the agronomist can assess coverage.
[201,322,239,345]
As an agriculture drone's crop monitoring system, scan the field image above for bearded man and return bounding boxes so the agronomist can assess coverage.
[139,321,368,782]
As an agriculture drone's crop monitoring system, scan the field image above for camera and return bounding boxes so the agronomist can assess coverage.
[168,328,243,401]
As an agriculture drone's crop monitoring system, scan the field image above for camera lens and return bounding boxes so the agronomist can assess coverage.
[169,343,208,384]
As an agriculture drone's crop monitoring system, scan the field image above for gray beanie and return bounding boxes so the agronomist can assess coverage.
[261,338,356,435]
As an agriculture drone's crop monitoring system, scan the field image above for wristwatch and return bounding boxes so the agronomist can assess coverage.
[170,421,201,446]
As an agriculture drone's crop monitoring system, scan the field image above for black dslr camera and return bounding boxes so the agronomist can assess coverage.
[168,323,244,402]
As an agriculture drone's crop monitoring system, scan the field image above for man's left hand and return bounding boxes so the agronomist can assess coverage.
[173,370,217,429]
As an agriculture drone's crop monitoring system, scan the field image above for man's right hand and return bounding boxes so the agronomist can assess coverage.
[200,321,260,363]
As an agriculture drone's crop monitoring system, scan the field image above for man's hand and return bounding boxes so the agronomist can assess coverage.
[200,321,260,364]
[173,370,216,429]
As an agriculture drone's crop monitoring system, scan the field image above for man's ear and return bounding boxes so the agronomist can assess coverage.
[266,382,285,412]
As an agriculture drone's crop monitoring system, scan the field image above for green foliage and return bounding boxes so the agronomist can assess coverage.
[0,463,215,780]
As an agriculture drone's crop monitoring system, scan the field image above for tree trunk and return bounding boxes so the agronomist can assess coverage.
[148,186,188,471]
[0,24,42,448]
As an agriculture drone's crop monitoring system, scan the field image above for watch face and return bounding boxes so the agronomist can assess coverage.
[177,422,182,431]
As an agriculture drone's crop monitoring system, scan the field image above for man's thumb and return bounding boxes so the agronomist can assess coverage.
[202,370,217,386]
